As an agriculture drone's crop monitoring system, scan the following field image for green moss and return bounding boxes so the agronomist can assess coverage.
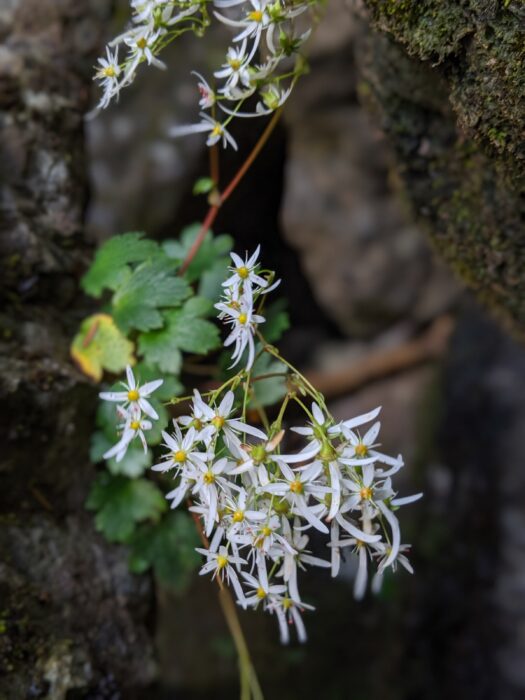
[367,0,473,61]
[360,1,525,333]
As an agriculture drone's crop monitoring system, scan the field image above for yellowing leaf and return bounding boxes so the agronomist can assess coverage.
[71,313,135,381]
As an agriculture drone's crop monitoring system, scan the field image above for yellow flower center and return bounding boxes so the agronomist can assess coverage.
[355,443,368,457]
[261,526,272,537]
[282,597,293,610]
[248,10,263,22]
[212,415,225,429]
[128,389,139,401]
[238,266,249,279]
[137,37,147,49]
[229,58,241,70]
[360,486,372,500]
[203,471,215,485]
[130,420,141,431]
[233,510,244,523]
[256,587,266,599]
[238,313,248,325]
[173,450,187,463]
[216,555,228,569]
[290,480,304,494]
[103,66,116,78]
[211,124,222,137]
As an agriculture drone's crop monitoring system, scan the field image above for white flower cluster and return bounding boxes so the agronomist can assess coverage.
[93,0,315,147]
[98,248,422,644]
[152,390,421,643]
[99,366,163,461]
[215,244,279,371]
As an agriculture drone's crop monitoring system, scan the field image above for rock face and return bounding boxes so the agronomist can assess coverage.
[282,1,458,338]
[0,2,155,697]
[356,0,525,333]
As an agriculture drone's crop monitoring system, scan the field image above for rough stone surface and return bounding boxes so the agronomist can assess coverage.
[0,2,156,696]
[355,0,525,333]
[282,1,459,337]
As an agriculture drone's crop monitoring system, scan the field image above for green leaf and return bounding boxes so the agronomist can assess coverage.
[112,259,191,333]
[86,473,166,543]
[90,431,112,463]
[129,512,200,590]
[198,258,230,300]
[164,309,220,354]
[183,295,215,318]
[138,328,183,374]
[107,445,152,478]
[262,300,290,343]
[81,233,160,297]
[192,177,215,195]
[139,297,220,364]
[71,314,135,382]
[163,226,233,283]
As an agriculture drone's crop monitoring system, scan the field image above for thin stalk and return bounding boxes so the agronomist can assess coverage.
[188,502,264,700]
[179,110,282,275]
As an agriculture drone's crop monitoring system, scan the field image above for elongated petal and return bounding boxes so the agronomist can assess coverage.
[391,493,423,507]
[140,378,163,396]
[227,419,267,440]
[336,515,381,543]
[341,406,381,430]
[138,397,159,420]
[377,500,400,567]
[99,391,128,402]
[126,365,135,389]
[353,547,368,600]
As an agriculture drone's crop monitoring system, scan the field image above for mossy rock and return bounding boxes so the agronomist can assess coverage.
[358,1,525,332]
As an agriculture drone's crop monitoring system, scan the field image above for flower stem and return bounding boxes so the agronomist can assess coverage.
[188,501,264,700]
[179,109,282,275]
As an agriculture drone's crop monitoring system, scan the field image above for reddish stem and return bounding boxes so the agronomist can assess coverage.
[178,109,282,276]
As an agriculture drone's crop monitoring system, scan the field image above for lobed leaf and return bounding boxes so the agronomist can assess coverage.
[87,473,166,543]
[81,232,160,297]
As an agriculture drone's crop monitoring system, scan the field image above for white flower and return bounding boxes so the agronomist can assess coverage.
[270,596,313,645]
[222,245,268,291]
[191,457,233,536]
[221,300,265,371]
[263,461,331,533]
[214,0,269,53]
[340,419,403,470]
[215,40,251,90]
[192,71,215,109]
[193,390,267,447]
[103,406,152,462]
[123,28,166,79]
[94,47,121,109]
[151,424,206,473]
[197,545,247,606]
[99,365,163,420]
[170,112,238,150]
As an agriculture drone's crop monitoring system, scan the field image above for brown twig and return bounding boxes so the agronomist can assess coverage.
[307,315,454,400]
